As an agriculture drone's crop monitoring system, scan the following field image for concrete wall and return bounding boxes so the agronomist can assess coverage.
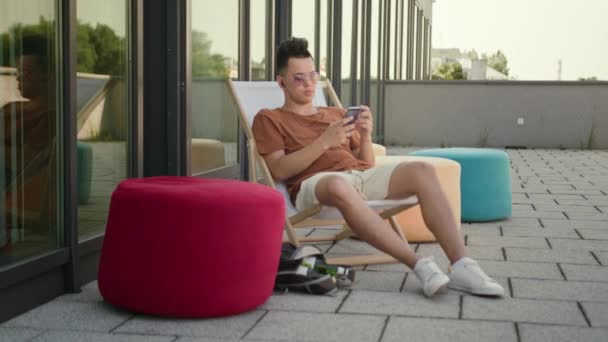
[384,81,608,149]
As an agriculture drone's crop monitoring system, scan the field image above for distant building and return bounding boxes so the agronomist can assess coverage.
[431,48,508,80]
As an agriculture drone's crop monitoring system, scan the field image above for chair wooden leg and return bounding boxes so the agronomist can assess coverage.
[333,223,353,241]
[388,216,408,242]
[284,220,301,247]
[326,254,397,266]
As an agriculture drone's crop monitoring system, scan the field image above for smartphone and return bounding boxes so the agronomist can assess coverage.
[344,106,361,125]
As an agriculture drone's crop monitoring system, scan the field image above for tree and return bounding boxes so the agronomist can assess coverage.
[3,21,231,79]
[86,23,125,76]
[432,63,465,80]
[483,50,509,76]
[1,17,55,66]
[191,31,230,79]
[1,18,126,76]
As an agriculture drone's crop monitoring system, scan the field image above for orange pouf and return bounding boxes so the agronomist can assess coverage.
[375,156,461,242]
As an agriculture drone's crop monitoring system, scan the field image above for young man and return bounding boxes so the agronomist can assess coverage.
[252,38,504,297]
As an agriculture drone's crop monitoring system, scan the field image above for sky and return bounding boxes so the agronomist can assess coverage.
[2,0,606,81]
[432,0,608,80]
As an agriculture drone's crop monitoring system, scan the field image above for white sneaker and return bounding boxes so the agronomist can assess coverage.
[448,257,504,297]
[413,257,450,297]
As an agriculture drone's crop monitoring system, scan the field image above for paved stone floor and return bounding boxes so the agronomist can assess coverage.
[1,149,608,341]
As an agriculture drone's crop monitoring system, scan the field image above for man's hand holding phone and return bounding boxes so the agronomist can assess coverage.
[344,105,373,141]
[344,106,362,125]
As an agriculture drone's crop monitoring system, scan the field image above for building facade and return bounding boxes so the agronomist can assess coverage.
[0,0,432,322]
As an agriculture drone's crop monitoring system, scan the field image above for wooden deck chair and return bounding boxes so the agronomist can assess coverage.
[228,79,419,266]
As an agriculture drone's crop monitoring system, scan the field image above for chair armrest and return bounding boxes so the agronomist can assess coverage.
[372,143,386,157]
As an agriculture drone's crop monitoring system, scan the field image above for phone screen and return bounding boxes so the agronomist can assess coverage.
[345,107,361,124]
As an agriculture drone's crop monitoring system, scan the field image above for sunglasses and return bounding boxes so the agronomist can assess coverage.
[289,71,320,85]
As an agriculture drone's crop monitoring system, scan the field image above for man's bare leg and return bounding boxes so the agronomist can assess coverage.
[386,161,466,264]
[314,175,419,268]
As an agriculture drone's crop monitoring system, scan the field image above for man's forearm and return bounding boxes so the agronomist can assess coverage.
[268,139,328,181]
[358,137,375,165]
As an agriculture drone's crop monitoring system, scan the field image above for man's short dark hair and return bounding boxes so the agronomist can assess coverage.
[16,33,51,66]
[276,37,313,74]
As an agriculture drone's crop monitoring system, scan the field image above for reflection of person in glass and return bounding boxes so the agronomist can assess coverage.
[1,33,56,246]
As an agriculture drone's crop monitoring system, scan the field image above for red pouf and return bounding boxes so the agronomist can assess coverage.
[98,176,285,317]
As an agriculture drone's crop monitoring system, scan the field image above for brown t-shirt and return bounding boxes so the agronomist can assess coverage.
[252,106,373,203]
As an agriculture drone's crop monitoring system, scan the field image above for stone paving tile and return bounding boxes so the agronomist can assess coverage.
[577,229,608,240]
[581,302,608,328]
[381,317,517,342]
[582,195,608,205]
[512,210,567,219]
[350,271,405,292]
[365,263,409,272]
[501,226,579,238]
[556,198,593,206]
[488,217,542,227]
[339,290,459,318]
[0,327,44,342]
[115,310,264,339]
[597,252,608,265]
[462,296,586,326]
[514,196,559,205]
[3,301,131,332]
[513,204,534,211]
[467,236,549,248]
[465,246,506,261]
[326,239,383,255]
[518,324,608,342]
[511,278,608,302]
[560,264,608,282]
[540,218,608,228]
[505,247,598,265]
[511,193,531,203]
[518,187,549,194]
[246,311,385,342]
[460,224,501,236]
[476,260,563,280]
[56,281,103,303]
[565,212,608,221]
[534,204,600,213]
[558,198,608,206]
[261,290,348,313]
[546,185,577,191]
[550,189,605,196]
[528,193,585,201]
[175,338,253,342]
[549,238,608,252]
[30,331,174,342]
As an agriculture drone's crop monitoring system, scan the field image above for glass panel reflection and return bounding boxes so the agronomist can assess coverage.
[1,0,60,266]
[340,0,353,105]
[251,0,268,81]
[76,0,129,240]
[190,0,239,175]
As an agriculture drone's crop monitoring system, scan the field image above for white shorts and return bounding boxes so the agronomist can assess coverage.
[294,160,404,211]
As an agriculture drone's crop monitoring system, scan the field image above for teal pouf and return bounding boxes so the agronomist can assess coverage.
[77,142,93,204]
[411,148,512,222]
